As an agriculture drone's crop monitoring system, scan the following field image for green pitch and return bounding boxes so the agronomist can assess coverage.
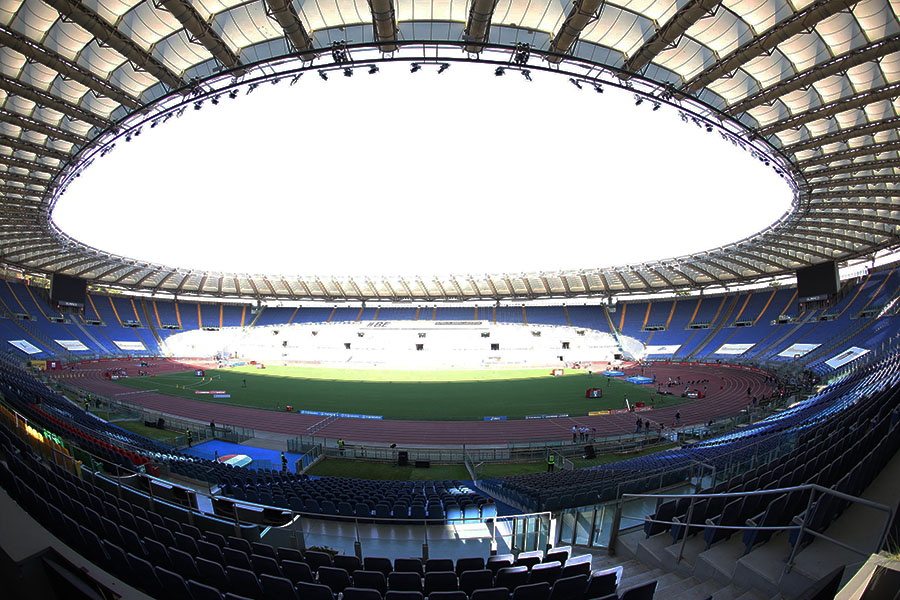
[115,365,688,420]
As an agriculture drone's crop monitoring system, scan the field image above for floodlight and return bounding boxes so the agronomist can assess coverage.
[569,78,581,89]
[344,67,353,77]
[228,90,239,99]
[495,67,505,76]
[247,83,259,94]
[150,120,159,128]
[521,69,531,81]
[211,95,220,105]
[652,102,660,111]
[410,63,421,73]
[438,63,450,74]
[594,84,604,93]
[193,101,203,110]
[706,124,713,132]
[319,70,328,80]
[290,73,303,85]
[368,65,379,74]
[634,95,643,106]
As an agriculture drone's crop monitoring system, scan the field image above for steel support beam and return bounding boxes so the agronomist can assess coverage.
[806,200,900,211]
[804,210,900,226]
[464,0,498,53]
[0,156,60,176]
[0,77,110,129]
[625,0,722,73]
[0,27,141,111]
[683,0,855,92]
[158,0,243,73]
[367,0,399,52]
[798,140,900,169]
[805,159,900,178]
[0,172,50,187]
[0,109,88,146]
[784,116,900,155]
[793,224,883,244]
[0,134,71,162]
[263,0,315,59]
[810,191,900,200]
[43,0,185,91]
[758,81,900,138]
[808,175,900,189]
[548,0,605,63]
[725,33,900,116]
[769,233,849,253]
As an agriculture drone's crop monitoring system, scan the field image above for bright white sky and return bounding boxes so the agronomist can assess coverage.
[53,62,793,278]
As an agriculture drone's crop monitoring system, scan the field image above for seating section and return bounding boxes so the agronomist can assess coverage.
[482,351,900,511]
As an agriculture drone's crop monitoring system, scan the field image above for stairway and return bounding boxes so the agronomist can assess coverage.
[688,295,739,359]
[140,300,164,348]
[67,316,111,355]
[580,548,768,599]
[750,311,817,361]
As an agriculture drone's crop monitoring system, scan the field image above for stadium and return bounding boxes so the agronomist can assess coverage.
[2,0,900,599]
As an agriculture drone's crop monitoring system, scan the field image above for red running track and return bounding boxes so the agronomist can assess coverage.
[53,359,774,445]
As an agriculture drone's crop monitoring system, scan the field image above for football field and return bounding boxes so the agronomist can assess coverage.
[115,365,687,420]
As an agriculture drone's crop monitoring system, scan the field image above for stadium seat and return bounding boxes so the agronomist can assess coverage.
[227,565,264,599]
[470,588,511,600]
[548,574,588,600]
[585,567,622,599]
[512,582,551,600]
[455,557,485,576]
[318,566,352,594]
[395,558,424,576]
[260,574,300,600]
[424,571,459,595]
[297,582,336,600]
[281,560,315,584]
[496,566,529,592]
[155,566,192,600]
[188,580,225,600]
[460,569,493,596]
[529,561,561,585]
[618,580,657,600]
[353,570,388,595]
[342,588,383,600]
[364,557,394,578]
[389,572,424,593]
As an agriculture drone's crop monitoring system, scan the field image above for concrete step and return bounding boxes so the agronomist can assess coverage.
[694,536,747,585]
[619,566,665,590]
[732,531,815,598]
[663,576,722,600]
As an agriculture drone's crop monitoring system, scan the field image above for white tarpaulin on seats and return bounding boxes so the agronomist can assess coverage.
[55,339,90,351]
[8,340,42,354]
[777,343,820,358]
[644,345,681,355]
[713,343,755,355]
[825,347,870,369]
[113,341,146,351]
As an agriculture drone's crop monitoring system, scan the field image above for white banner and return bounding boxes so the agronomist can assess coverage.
[114,341,146,351]
[8,340,42,354]
[825,347,870,369]
[55,339,90,351]
[777,343,820,358]
[644,345,681,355]
[713,343,755,355]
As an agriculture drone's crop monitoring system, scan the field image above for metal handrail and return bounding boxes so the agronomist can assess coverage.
[612,482,893,576]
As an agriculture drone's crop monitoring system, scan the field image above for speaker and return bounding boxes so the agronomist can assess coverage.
[583,444,596,459]
[414,459,430,469]
[156,417,165,429]
[397,451,409,466]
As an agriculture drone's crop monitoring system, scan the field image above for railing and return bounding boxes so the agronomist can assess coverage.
[553,431,798,546]
[606,484,893,579]
[53,380,254,446]
[1,398,554,559]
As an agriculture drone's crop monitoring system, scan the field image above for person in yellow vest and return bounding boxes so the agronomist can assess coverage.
[338,439,345,456]
[186,429,192,448]
[547,453,555,472]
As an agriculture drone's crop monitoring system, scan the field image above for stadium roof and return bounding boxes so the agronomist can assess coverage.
[1,0,899,301]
